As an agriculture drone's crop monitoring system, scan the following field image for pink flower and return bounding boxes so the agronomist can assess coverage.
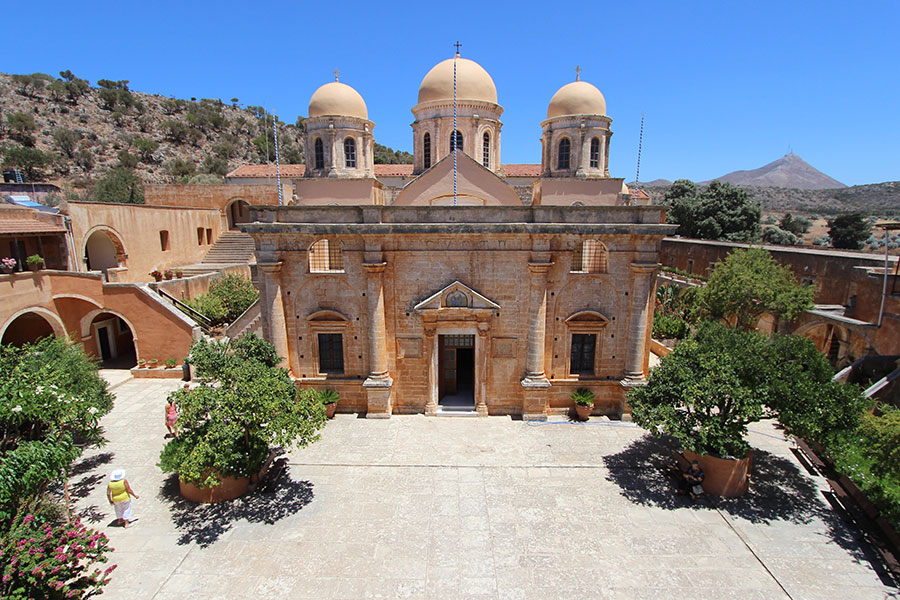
[2,574,11,583]
[22,515,35,524]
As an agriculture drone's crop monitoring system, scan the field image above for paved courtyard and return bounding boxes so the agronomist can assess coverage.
[70,376,899,599]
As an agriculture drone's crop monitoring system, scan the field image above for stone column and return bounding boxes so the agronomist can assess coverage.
[423,324,438,416]
[362,261,393,418]
[258,261,289,370]
[476,324,489,416]
[521,261,553,420]
[622,262,657,384]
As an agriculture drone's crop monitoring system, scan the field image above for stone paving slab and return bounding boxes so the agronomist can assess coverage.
[70,377,900,599]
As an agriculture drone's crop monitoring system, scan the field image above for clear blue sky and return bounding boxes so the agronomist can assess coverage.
[4,0,898,186]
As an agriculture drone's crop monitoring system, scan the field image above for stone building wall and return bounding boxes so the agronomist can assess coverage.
[144,183,279,212]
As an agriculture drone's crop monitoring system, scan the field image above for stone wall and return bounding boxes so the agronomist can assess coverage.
[144,183,279,212]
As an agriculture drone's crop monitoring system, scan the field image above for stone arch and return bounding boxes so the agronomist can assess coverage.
[83,226,127,277]
[226,198,251,230]
[1,307,67,347]
[557,136,572,171]
[307,309,351,322]
[80,308,139,367]
[792,321,858,368]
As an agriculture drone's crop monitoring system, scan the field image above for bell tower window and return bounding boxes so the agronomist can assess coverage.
[423,132,431,169]
[450,130,463,153]
[590,138,600,169]
[482,132,490,167]
[314,138,324,170]
[344,137,356,168]
[558,138,570,170]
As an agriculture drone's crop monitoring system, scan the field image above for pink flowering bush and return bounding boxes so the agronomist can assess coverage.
[0,513,115,599]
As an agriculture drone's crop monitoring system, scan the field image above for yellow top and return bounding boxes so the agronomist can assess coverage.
[108,479,129,503]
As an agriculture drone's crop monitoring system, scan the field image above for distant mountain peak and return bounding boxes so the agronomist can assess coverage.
[703,154,845,190]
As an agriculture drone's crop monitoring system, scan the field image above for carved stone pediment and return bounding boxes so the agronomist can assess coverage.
[414,281,500,312]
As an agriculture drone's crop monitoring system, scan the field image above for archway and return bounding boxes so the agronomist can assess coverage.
[227,199,251,230]
[84,229,126,278]
[794,322,852,368]
[1,310,60,347]
[85,311,136,368]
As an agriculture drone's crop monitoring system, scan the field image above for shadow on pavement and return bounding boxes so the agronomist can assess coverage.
[159,466,315,548]
[604,433,872,560]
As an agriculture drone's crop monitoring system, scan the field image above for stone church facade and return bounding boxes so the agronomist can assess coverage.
[245,55,675,419]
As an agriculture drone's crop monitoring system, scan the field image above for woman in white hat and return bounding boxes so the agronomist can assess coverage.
[106,469,140,528]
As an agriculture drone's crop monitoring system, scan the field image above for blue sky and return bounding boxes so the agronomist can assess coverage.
[4,0,898,186]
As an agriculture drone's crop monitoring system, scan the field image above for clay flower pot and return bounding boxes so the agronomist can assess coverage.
[683,449,754,497]
[325,402,337,419]
[575,403,593,421]
[179,475,249,503]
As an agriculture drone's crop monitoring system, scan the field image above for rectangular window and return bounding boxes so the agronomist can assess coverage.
[197,227,205,245]
[570,334,596,375]
[318,333,344,374]
[206,228,213,245]
[159,230,170,251]
[687,259,694,274]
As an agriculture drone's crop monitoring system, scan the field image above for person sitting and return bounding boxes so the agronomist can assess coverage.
[683,460,705,500]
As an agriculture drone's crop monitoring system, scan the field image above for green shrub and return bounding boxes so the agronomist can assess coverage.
[317,389,339,405]
[208,274,258,322]
[570,388,595,407]
[652,313,690,340]
[183,293,227,325]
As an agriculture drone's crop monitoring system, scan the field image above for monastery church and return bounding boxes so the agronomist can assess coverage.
[245,53,675,419]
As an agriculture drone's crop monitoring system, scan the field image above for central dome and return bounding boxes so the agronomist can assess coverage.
[417,57,498,105]
[308,81,368,120]
[547,81,606,119]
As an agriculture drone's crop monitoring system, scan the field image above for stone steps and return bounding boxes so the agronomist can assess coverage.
[202,232,256,265]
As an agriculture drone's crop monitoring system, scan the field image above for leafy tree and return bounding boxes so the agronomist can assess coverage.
[209,274,259,322]
[10,74,48,97]
[162,119,190,144]
[373,142,414,164]
[828,212,872,250]
[158,335,324,488]
[183,293,228,324]
[665,179,761,242]
[779,213,811,236]
[57,70,90,103]
[761,225,799,246]
[160,98,185,115]
[6,111,37,136]
[693,247,814,330]
[202,154,229,176]
[2,146,51,180]
[166,157,196,182]
[90,168,144,204]
[132,136,159,162]
[212,139,237,159]
[187,173,224,184]
[117,149,138,169]
[74,147,94,172]
[858,407,900,482]
[51,127,81,158]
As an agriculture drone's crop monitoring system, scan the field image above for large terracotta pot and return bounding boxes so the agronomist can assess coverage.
[683,449,754,497]
[574,404,593,421]
[179,474,249,503]
[325,402,337,419]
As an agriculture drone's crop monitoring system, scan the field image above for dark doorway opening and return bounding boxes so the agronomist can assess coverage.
[438,334,475,411]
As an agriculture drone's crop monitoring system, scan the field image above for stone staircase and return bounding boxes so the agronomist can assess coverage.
[177,232,256,276]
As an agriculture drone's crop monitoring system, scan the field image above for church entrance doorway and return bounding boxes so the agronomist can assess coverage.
[438,334,475,411]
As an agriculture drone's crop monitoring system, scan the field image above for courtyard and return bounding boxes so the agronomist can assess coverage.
[69,375,898,600]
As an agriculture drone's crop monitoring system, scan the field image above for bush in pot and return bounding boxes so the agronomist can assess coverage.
[570,388,595,421]
[158,334,325,499]
[26,254,44,271]
[317,389,340,419]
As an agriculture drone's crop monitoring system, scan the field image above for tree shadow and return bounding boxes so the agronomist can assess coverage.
[158,462,315,548]
[70,452,114,476]
[603,433,875,561]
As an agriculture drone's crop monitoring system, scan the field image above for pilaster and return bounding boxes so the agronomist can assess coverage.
[521,260,553,420]
[621,262,657,386]
[362,260,393,418]
[257,261,289,370]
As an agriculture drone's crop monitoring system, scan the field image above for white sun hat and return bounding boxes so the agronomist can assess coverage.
[110,469,126,481]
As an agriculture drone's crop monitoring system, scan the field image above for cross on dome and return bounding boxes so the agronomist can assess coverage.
[333,69,340,82]
[453,41,462,57]
[575,65,582,81]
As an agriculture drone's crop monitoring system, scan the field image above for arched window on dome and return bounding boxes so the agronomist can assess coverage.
[344,137,356,168]
[589,138,600,169]
[314,138,324,170]
[308,239,344,273]
[450,130,463,153]
[482,132,490,167]
[558,138,571,170]
[571,240,608,274]
[423,133,431,169]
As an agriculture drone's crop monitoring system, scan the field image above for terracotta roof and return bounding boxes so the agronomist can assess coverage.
[374,164,415,177]
[632,188,650,200]
[0,219,66,235]
[226,164,307,178]
[500,164,542,177]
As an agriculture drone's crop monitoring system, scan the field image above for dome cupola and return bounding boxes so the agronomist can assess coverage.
[546,81,606,119]
[303,75,374,179]
[417,57,498,104]
[308,81,368,120]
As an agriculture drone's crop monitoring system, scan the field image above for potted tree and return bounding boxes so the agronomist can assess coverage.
[150,270,163,282]
[26,254,44,271]
[318,388,340,419]
[570,388,595,421]
[158,334,325,503]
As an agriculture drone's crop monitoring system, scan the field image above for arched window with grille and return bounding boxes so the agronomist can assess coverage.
[344,138,356,168]
[423,132,431,169]
[450,130,463,153]
[589,138,600,169]
[558,138,570,170]
[314,138,324,170]
[482,132,490,167]
[308,239,344,273]
[571,239,608,273]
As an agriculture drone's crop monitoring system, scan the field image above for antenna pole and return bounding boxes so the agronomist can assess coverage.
[453,42,460,206]
[273,113,283,206]
[633,112,645,206]
[263,104,270,165]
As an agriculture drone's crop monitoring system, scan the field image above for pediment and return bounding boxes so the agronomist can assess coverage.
[393,151,522,207]
[565,310,610,328]
[414,280,500,312]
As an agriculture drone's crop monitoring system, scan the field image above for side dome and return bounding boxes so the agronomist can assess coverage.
[547,81,606,119]
[308,81,368,119]
[418,58,498,104]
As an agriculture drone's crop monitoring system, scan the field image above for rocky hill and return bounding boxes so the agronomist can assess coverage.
[635,180,900,217]
[701,153,846,189]
[0,70,304,191]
